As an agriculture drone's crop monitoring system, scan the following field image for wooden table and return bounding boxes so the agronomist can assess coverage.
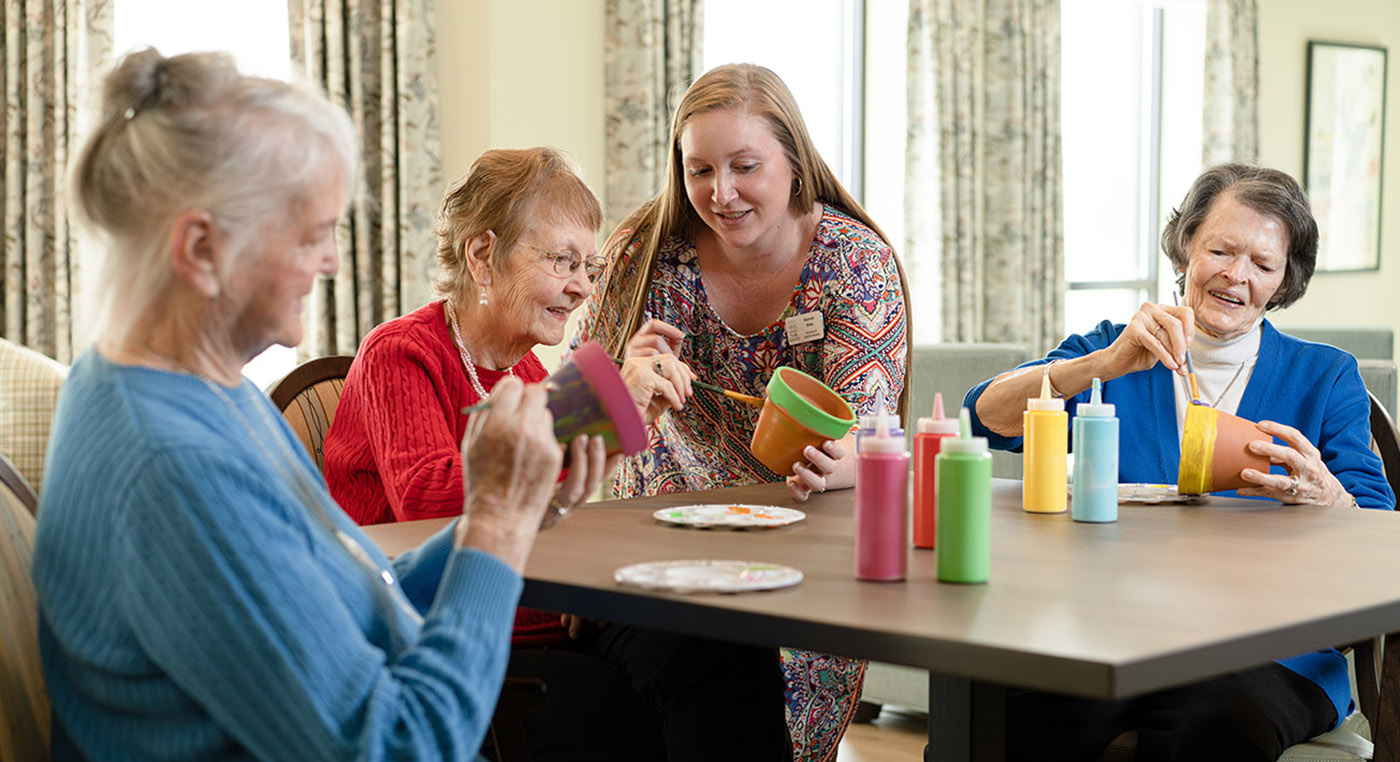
[364,479,1400,761]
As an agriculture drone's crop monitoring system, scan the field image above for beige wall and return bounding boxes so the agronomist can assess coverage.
[1258,0,1400,356]
[434,0,606,368]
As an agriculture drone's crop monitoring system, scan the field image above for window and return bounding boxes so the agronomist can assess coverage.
[701,0,911,324]
[703,1,864,193]
[1060,0,1205,333]
[704,3,1219,347]
[113,0,295,390]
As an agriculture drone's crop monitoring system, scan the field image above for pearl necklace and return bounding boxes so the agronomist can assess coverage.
[443,297,512,400]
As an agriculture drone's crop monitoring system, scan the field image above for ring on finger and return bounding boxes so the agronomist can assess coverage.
[653,359,666,378]
[1286,475,1299,496]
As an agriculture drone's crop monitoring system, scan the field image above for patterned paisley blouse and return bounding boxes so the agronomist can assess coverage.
[574,204,908,762]
[575,204,908,498]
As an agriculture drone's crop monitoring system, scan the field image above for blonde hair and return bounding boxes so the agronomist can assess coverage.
[70,47,357,346]
[594,63,913,416]
[434,147,603,300]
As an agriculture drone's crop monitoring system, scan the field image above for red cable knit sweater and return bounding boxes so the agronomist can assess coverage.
[325,300,565,647]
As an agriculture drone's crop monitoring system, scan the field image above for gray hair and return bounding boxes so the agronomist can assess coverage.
[1160,162,1318,310]
[70,47,358,345]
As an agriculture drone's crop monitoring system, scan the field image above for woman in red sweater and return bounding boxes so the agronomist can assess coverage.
[324,147,791,761]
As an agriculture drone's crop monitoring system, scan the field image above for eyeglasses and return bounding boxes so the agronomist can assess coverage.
[516,240,606,283]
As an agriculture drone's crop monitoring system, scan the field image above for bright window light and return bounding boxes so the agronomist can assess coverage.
[1061,0,1204,329]
[703,0,860,192]
[113,0,296,391]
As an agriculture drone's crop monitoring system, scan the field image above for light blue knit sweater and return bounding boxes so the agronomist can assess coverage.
[34,351,520,761]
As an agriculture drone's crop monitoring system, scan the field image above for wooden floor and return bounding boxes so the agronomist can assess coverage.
[837,708,927,761]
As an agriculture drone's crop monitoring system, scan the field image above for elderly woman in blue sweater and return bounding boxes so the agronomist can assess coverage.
[968,163,1393,760]
[31,49,587,761]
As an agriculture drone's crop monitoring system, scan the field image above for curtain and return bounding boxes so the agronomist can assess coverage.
[1,0,112,362]
[602,0,702,232]
[908,0,1063,356]
[288,0,442,358]
[1202,0,1258,166]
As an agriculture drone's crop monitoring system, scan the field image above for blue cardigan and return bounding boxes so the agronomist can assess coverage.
[35,352,517,761]
[965,319,1395,727]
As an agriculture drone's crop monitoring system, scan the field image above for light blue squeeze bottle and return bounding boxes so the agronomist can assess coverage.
[1071,378,1119,523]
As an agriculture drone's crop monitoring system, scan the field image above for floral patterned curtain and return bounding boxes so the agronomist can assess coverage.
[603,0,702,232]
[288,0,442,357]
[1,0,112,362]
[1203,0,1258,165]
[908,0,1063,355]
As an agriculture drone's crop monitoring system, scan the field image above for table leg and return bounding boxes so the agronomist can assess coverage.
[926,674,1006,762]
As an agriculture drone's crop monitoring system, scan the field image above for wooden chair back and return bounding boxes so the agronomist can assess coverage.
[1364,389,1400,762]
[0,450,48,760]
[267,356,355,473]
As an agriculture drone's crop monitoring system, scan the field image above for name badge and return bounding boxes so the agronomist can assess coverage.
[784,311,825,345]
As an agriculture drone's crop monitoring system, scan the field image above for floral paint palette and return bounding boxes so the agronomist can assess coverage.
[613,560,804,594]
[652,504,806,529]
[1067,483,1206,504]
[1116,483,1206,504]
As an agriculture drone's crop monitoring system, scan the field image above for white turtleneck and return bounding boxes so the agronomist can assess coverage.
[1173,316,1264,440]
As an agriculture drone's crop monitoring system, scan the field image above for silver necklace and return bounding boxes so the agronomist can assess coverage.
[116,342,423,625]
[444,297,513,400]
[1192,360,1250,408]
[203,375,425,625]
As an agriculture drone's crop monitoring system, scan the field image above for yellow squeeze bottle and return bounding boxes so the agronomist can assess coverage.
[1023,370,1068,513]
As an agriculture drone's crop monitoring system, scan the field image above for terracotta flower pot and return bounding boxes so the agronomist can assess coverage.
[750,367,856,475]
[1177,403,1271,494]
[546,341,647,456]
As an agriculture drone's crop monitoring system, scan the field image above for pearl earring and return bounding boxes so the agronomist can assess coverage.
[478,287,488,307]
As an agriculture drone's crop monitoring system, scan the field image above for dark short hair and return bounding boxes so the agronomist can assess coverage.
[1160,163,1318,309]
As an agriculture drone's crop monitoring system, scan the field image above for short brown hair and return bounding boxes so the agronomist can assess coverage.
[434,147,602,299]
[1161,163,1318,310]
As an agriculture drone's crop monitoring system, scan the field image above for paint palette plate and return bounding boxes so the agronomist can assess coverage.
[653,504,806,529]
[1117,483,1206,504]
[1068,483,1205,504]
[614,560,804,594]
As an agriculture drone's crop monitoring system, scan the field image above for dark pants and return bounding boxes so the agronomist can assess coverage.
[499,622,791,762]
[1007,662,1338,762]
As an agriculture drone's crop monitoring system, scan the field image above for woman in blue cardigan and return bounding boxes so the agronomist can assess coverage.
[968,163,1394,761]
[34,49,605,761]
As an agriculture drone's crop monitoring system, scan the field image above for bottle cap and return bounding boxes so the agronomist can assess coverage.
[1026,367,1065,412]
[917,391,959,435]
[858,413,903,431]
[860,399,906,455]
[941,407,988,455]
[1076,377,1115,417]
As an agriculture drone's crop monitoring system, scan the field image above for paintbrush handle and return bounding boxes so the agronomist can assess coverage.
[460,381,557,415]
[1169,290,1204,402]
[685,379,766,407]
[612,356,763,406]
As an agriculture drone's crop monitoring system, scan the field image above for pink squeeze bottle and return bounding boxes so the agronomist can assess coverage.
[854,403,911,581]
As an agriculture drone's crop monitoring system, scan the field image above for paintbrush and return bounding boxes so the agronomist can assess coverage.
[460,381,556,415]
[461,361,766,415]
[1171,292,1204,403]
[690,378,766,408]
[610,357,766,408]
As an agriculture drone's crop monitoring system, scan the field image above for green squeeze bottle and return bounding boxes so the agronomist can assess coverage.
[935,408,993,584]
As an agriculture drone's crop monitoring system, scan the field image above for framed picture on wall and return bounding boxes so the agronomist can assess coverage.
[1304,40,1387,272]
